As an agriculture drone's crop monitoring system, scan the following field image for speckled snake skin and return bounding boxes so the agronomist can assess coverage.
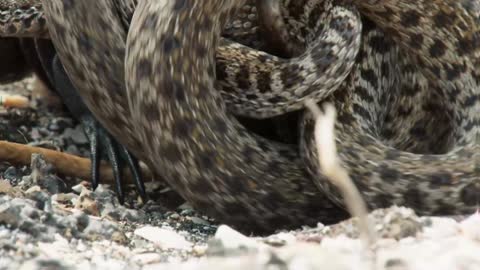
[299,1,480,213]
[42,0,352,233]
[126,0,480,230]
[0,0,479,233]
[0,0,362,118]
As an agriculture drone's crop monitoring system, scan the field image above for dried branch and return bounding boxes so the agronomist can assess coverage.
[0,140,153,185]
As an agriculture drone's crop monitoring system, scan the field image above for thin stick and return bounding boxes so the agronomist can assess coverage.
[0,140,153,185]
[0,94,30,109]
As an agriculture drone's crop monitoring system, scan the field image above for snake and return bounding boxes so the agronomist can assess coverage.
[124,0,480,232]
[300,1,480,211]
[1,0,480,233]
[0,0,360,231]
[0,0,362,119]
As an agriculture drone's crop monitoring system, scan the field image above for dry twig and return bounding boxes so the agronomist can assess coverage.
[0,140,153,185]
[0,94,30,109]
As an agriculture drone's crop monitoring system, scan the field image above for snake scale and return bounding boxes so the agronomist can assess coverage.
[0,0,479,233]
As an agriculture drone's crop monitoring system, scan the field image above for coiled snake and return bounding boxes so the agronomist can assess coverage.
[1,0,479,232]
[126,0,480,231]
[43,0,359,231]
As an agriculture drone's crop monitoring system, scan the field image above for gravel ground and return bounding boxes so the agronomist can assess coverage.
[0,77,479,270]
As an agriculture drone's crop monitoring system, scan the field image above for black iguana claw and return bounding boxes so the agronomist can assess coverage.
[29,39,147,203]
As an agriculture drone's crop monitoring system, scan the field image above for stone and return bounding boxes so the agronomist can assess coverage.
[134,226,193,250]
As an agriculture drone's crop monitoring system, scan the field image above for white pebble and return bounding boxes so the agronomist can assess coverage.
[214,225,258,250]
[134,226,193,250]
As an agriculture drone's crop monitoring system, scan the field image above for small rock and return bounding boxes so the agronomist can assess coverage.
[188,217,210,226]
[192,245,208,256]
[213,225,258,250]
[92,185,146,223]
[29,154,50,184]
[30,128,42,141]
[24,187,51,211]
[93,184,118,207]
[169,213,181,220]
[377,206,423,239]
[48,117,73,132]
[0,180,14,195]
[103,206,146,223]
[75,189,100,216]
[47,122,60,132]
[179,205,194,214]
[3,166,20,183]
[71,183,86,194]
[111,231,128,244]
[28,154,66,194]
[62,126,88,144]
[19,259,69,270]
[0,201,21,227]
[460,212,480,241]
[422,217,459,238]
[134,226,193,250]
[65,145,81,156]
[384,258,409,270]
[82,218,122,243]
[24,186,42,195]
[73,211,90,232]
[40,175,66,195]
[52,193,78,204]
[207,225,261,257]
[264,232,297,247]
[132,253,163,264]
[76,240,88,252]
[19,176,34,190]
[0,198,48,238]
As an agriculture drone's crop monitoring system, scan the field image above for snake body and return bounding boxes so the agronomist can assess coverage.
[126,0,480,230]
[1,0,362,118]
[40,0,365,231]
[302,19,480,212]
[0,0,479,232]
[305,1,480,211]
